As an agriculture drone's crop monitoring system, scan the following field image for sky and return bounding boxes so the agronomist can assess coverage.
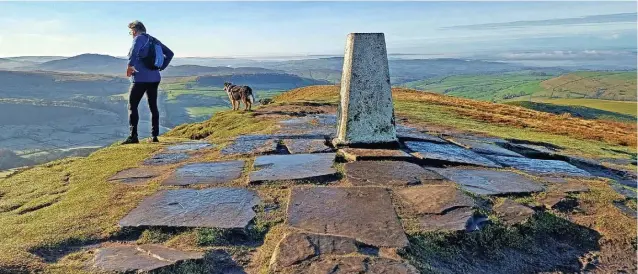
[0,1,635,58]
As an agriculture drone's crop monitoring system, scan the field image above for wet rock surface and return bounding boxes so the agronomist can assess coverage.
[249,153,337,183]
[345,161,443,186]
[119,188,260,228]
[162,160,244,186]
[220,136,278,156]
[143,152,190,166]
[283,139,332,154]
[449,138,523,157]
[107,167,163,184]
[92,244,203,272]
[396,184,474,214]
[338,148,414,162]
[396,125,446,143]
[433,168,545,195]
[287,187,408,248]
[488,156,592,177]
[405,141,501,167]
[493,199,535,225]
[165,141,212,152]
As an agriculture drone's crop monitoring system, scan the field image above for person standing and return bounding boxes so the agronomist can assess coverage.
[123,20,174,144]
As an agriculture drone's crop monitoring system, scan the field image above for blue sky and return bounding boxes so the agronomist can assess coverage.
[0,1,635,58]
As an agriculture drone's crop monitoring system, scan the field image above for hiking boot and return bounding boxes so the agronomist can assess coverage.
[152,136,159,143]
[121,135,139,145]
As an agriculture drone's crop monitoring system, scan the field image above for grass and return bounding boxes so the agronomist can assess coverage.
[186,106,230,119]
[166,110,277,141]
[401,73,551,102]
[0,143,162,272]
[505,101,636,122]
[538,71,637,101]
[524,98,637,117]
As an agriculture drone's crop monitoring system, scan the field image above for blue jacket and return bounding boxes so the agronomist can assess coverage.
[127,34,174,83]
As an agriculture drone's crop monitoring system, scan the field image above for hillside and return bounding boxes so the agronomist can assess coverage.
[537,71,637,101]
[0,85,635,273]
[36,54,128,75]
[162,65,283,77]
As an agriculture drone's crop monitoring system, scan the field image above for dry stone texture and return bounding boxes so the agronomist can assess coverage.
[287,187,408,247]
[450,138,523,157]
[333,33,397,146]
[338,148,413,161]
[92,244,203,272]
[493,199,535,225]
[345,161,443,186]
[143,152,190,166]
[488,156,592,177]
[405,141,500,167]
[119,188,260,228]
[162,160,244,186]
[270,232,357,270]
[166,142,212,152]
[396,184,474,214]
[433,168,545,195]
[283,139,332,154]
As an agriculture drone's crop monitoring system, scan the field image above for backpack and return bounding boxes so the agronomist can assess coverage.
[139,34,164,70]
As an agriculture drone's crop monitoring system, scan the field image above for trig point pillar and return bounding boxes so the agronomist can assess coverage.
[333,33,398,147]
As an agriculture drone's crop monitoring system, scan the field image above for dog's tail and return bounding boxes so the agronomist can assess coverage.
[247,87,255,104]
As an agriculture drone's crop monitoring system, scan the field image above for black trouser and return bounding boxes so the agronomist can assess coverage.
[128,82,160,137]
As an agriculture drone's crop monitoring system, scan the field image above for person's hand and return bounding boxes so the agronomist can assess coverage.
[126,66,136,77]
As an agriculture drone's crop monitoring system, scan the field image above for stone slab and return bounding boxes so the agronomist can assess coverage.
[404,141,501,167]
[162,161,244,186]
[307,257,419,274]
[249,153,337,183]
[417,207,475,232]
[613,201,637,219]
[270,232,358,269]
[287,187,408,248]
[278,115,337,137]
[396,125,447,143]
[143,153,190,166]
[488,156,592,177]
[220,136,278,156]
[108,167,162,184]
[283,139,332,154]
[396,184,474,214]
[611,183,637,199]
[92,244,203,273]
[433,168,545,195]
[553,181,590,193]
[338,148,413,162]
[450,138,523,157]
[504,143,558,156]
[345,161,443,186]
[166,142,212,152]
[333,33,398,145]
[493,199,535,225]
[119,188,260,228]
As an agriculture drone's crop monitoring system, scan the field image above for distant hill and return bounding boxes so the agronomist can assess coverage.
[0,58,35,70]
[256,57,530,84]
[195,73,330,90]
[163,65,283,77]
[537,71,637,101]
[0,149,35,170]
[5,56,66,64]
[0,70,129,99]
[36,54,127,75]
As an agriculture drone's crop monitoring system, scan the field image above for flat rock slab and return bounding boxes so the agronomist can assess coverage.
[119,188,260,228]
[92,244,203,272]
[552,181,590,193]
[283,139,332,154]
[287,187,408,248]
[505,143,558,156]
[166,142,212,152]
[305,257,419,274]
[270,232,358,270]
[433,168,545,195]
[418,207,475,232]
[396,184,474,214]
[338,148,414,162]
[278,115,336,137]
[250,153,337,183]
[613,201,637,219]
[221,136,278,156]
[488,156,592,177]
[611,184,637,199]
[450,138,523,157]
[396,125,447,143]
[108,167,163,184]
[405,141,501,168]
[345,161,443,186]
[143,153,190,166]
[493,199,535,225]
[162,161,244,186]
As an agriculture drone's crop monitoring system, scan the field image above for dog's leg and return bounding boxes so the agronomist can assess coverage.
[243,98,248,111]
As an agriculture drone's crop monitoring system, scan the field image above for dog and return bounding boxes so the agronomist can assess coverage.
[223,82,255,111]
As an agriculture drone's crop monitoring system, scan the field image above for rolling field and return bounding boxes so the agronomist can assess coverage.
[538,71,637,101]
[526,98,637,117]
